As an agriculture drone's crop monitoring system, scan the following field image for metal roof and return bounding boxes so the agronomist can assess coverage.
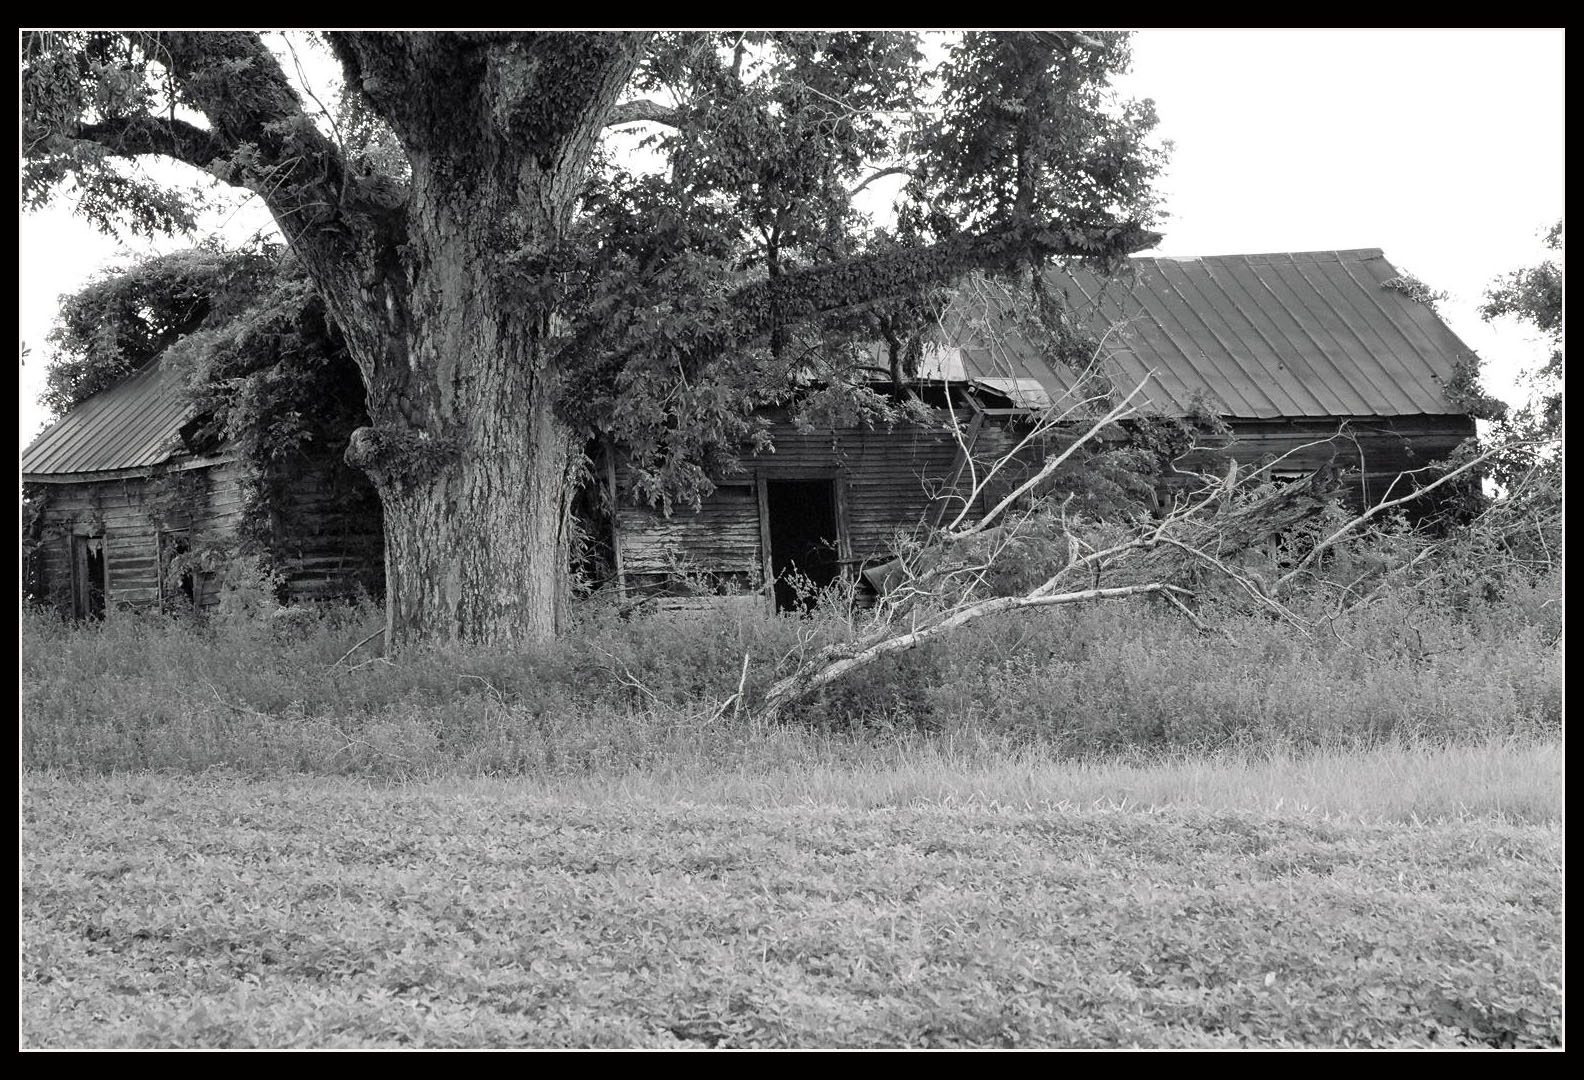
[21,352,209,479]
[951,249,1478,418]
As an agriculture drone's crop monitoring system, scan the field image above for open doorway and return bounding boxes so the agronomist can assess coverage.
[159,530,196,611]
[764,479,841,612]
[71,534,106,619]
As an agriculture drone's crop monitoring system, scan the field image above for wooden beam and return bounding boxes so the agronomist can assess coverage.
[756,475,775,616]
[603,445,626,597]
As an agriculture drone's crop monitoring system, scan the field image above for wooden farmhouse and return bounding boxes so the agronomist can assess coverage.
[22,352,382,618]
[24,247,1480,619]
[609,249,1481,610]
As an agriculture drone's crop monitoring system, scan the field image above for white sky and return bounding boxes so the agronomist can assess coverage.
[18,29,1565,449]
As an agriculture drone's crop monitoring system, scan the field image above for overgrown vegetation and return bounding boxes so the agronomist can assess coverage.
[23,31,1175,646]
[29,241,386,606]
[22,525,1559,778]
[1466,222,1563,572]
[22,517,1561,1048]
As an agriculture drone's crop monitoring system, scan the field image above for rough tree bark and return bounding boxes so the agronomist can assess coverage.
[318,34,648,645]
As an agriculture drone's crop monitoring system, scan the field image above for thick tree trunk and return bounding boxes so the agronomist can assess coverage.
[338,158,585,649]
[313,38,643,650]
[359,394,576,648]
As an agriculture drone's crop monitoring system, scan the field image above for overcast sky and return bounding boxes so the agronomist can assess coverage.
[18,29,1565,448]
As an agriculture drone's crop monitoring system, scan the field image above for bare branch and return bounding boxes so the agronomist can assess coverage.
[1159,588,1233,641]
[282,35,348,153]
[848,165,914,200]
[332,627,387,667]
[606,98,681,128]
[1153,536,1307,631]
[950,374,1154,539]
[762,582,1190,720]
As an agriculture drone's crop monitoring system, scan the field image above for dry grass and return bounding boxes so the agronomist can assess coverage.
[21,575,1561,779]
[494,736,1562,825]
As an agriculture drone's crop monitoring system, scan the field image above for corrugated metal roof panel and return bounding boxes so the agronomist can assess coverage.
[21,353,198,478]
[956,249,1478,419]
[973,377,1052,410]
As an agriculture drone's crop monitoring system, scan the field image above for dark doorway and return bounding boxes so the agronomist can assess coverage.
[71,534,106,620]
[160,530,196,611]
[765,479,841,612]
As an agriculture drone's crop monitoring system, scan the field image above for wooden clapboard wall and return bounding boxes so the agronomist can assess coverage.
[29,460,247,612]
[29,442,386,614]
[265,447,386,603]
[610,408,1476,597]
[612,415,987,592]
[1173,416,1477,509]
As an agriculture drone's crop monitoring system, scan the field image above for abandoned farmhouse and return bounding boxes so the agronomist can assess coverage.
[21,349,383,618]
[23,248,1480,618]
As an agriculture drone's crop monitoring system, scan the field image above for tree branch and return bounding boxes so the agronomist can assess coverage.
[70,115,229,172]
[1273,443,1509,591]
[947,372,1152,538]
[761,582,1189,720]
[847,165,913,200]
[327,32,447,145]
[726,221,1160,342]
[606,98,680,128]
[488,33,651,153]
[557,219,1161,375]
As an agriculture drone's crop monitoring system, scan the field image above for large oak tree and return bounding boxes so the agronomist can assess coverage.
[23,30,1164,646]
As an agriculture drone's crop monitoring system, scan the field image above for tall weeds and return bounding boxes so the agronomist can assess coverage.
[21,551,1560,779]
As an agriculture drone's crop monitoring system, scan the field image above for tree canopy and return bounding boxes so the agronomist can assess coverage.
[23,31,1167,645]
[1481,221,1562,440]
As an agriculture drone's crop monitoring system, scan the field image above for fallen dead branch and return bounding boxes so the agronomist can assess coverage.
[332,626,386,668]
[756,399,1506,723]
[761,582,1192,720]
[749,285,1526,725]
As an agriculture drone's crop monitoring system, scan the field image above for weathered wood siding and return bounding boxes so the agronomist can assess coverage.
[610,410,1476,594]
[30,446,386,614]
[963,414,1477,517]
[29,460,246,613]
[267,446,385,603]
[616,483,761,579]
[1175,415,1477,510]
[614,416,985,592]
[754,422,971,557]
